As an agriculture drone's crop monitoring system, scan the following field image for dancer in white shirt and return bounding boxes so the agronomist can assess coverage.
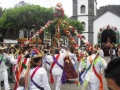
[0,46,13,90]
[30,55,51,90]
[49,48,67,90]
[83,49,107,90]
[43,50,53,82]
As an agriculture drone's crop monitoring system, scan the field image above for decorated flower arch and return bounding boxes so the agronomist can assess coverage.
[23,2,90,58]
[98,25,119,44]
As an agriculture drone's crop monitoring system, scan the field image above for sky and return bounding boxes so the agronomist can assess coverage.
[0,0,120,16]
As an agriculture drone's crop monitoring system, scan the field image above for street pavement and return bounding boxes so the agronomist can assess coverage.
[1,57,110,90]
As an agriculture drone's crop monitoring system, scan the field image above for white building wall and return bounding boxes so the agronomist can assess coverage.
[77,0,88,15]
[78,16,88,41]
[93,11,120,44]
[19,30,24,38]
[77,0,89,42]
[78,16,88,32]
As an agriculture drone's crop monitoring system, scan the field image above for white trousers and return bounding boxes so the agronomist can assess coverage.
[53,75,62,90]
[87,81,99,90]
[0,70,10,90]
[46,66,51,82]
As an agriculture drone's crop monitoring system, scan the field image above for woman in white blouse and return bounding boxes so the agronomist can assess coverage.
[30,55,51,90]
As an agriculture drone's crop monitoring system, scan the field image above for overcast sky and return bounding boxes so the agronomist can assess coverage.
[0,0,120,16]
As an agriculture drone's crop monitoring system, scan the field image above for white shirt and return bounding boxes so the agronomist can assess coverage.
[109,49,116,55]
[42,54,47,68]
[101,50,104,57]
[9,54,17,64]
[45,55,52,71]
[68,52,77,65]
[84,54,107,83]
[30,67,51,90]
[16,86,24,90]
[10,57,17,65]
[0,53,13,72]
[78,59,87,73]
[98,49,104,58]
[60,49,66,54]
[50,52,66,75]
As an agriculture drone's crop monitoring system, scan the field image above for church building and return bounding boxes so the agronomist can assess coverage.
[71,0,120,46]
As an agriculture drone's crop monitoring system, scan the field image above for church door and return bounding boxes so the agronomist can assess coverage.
[97,25,119,56]
[101,29,116,44]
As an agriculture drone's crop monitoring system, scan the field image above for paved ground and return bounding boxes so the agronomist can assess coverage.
[1,57,110,90]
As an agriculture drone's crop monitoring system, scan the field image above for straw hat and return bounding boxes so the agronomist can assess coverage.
[31,55,42,61]
[10,44,15,48]
[0,46,6,50]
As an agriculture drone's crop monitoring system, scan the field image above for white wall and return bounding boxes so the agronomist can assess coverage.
[77,0,88,15]
[77,0,89,42]
[93,11,120,44]
[78,16,88,32]
[19,30,24,38]
[78,16,88,41]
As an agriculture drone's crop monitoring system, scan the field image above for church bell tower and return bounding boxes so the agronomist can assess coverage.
[72,0,97,45]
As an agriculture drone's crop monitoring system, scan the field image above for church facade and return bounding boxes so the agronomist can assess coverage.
[71,0,120,46]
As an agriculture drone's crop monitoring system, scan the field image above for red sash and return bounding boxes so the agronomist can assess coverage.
[89,56,103,90]
[30,67,44,90]
[50,54,60,83]
[31,67,40,78]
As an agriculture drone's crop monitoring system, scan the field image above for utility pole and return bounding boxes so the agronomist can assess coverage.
[51,28,52,46]
[36,33,38,49]
[33,25,38,49]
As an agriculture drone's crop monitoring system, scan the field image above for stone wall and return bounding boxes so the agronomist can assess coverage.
[88,0,95,45]
[72,0,78,20]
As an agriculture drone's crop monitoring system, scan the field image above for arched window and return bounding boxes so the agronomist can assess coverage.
[81,22,86,30]
[81,5,85,13]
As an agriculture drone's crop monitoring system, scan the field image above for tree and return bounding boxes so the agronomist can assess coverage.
[67,19,84,34]
[0,3,84,39]
[14,1,27,7]
[0,7,2,16]
[0,4,54,39]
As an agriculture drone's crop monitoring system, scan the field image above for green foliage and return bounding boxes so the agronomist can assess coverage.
[66,19,84,33]
[57,18,84,37]
[14,1,27,7]
[0,4,54,30]
[0,3,84,39]
[0,7,2,14]
[46,18,84,38]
